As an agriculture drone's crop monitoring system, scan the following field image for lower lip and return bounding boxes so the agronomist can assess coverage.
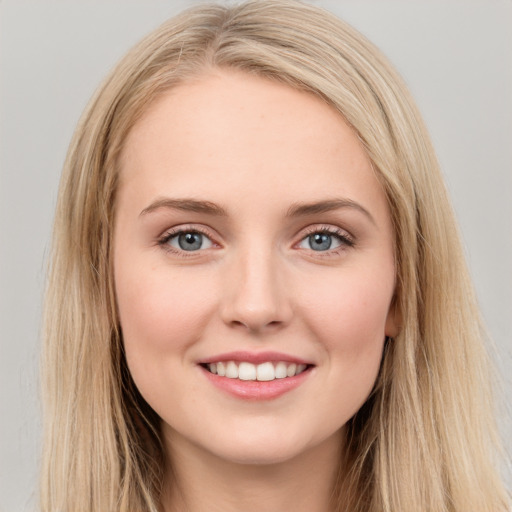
[200,366,312,400]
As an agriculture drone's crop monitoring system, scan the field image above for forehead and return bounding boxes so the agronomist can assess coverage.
[118,69,387,220]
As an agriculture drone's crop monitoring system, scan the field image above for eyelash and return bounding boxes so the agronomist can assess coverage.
[157,225,216,257]
[157,224,355,257]
[298,225,355,256]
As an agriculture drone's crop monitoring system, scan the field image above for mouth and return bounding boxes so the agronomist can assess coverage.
[200,360,311,381]
[198,351,315,400]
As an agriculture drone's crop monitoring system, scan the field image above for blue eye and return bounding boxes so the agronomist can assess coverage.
[308,233,334,251]
[167,231,213,251]
[298,230,351,252]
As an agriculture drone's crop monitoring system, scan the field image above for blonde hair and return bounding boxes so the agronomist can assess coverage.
[41,1,510,511]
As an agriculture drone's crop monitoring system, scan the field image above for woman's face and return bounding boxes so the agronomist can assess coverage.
[114,70,397,466]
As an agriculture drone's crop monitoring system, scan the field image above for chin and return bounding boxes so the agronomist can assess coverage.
[218,439,304,466]
[200,421,339,467]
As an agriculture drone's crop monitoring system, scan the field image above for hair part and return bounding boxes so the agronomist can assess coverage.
[41,1,510,511]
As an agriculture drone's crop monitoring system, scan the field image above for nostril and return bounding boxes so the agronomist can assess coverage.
[220,278,293,331]
[229,318,284,332]
[230,320,248,330]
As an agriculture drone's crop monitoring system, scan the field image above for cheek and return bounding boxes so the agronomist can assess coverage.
[116,264,216,360]
[299,265,393,384]
[115,263,220,413]
[305,269,392,340]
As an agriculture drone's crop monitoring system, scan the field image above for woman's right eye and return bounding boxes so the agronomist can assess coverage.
[164,231,213,252]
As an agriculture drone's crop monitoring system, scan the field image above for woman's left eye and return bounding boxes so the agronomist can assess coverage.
[165,231,213,252]
[298,230,352,252]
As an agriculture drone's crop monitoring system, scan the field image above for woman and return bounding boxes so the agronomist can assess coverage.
[41,1,510,511]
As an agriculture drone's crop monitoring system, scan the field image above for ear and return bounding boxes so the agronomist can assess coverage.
[385,298,401,338]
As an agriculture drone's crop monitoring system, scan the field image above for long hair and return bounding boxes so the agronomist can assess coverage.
[41,1,509,510]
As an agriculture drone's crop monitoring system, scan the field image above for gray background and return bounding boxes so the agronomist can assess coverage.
[1,1,511,510]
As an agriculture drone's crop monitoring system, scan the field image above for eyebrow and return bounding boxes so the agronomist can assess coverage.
[139,198,228,217]
[286,198,376,225]
[139,196,375,224]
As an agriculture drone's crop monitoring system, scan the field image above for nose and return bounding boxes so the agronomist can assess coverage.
[219,246,292,333]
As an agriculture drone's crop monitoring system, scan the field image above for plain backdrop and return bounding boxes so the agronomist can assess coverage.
[1,1,511,510]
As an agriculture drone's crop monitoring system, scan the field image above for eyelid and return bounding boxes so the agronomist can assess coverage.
[294,224,355,253]
[157,224,221,255]
[156,223,355,258]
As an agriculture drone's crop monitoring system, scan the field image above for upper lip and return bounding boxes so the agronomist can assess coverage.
[198,351,313,366]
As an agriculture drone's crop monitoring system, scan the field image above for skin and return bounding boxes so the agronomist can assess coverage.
[114,69,398,512]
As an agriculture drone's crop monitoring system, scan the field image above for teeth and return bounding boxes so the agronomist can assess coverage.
[256,362,274,381]
[275,362,288,379]
[286,363,297,377]
[238,362,257,381]
[205,360,308,381]
[226,361,238,379]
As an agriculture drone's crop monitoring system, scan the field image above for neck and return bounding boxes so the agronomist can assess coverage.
[161,430,344,512]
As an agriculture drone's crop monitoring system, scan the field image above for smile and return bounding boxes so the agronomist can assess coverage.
[198,352,314,400]
[203,361,309,381]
